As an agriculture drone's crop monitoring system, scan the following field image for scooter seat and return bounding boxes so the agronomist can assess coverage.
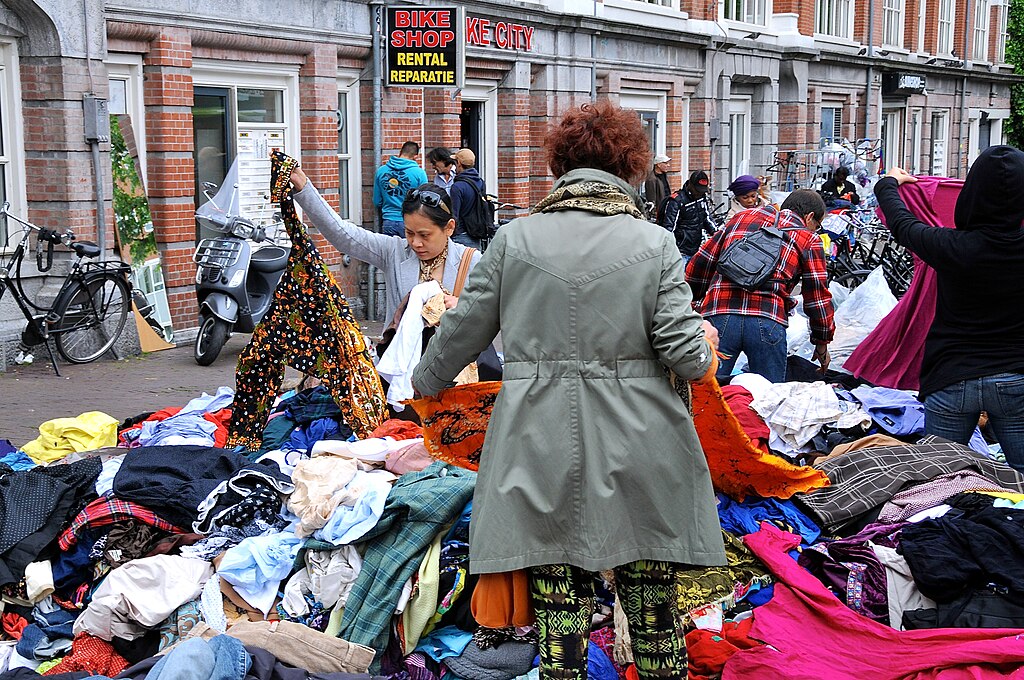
[72,241,101,259]
[250,245,288,273]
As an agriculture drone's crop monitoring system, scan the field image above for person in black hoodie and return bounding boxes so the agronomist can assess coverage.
[880,145,1024,470]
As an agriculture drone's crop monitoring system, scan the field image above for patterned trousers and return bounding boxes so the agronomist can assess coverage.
[530,560,685,680]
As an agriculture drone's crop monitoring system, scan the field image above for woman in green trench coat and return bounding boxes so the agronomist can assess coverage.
[413,101,727,679]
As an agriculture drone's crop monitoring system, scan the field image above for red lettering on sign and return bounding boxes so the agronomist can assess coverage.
[465,17,533,51]
[395,10,451,28]
[390,29,456,48]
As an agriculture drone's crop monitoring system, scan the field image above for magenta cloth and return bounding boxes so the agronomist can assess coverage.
[723,523,1024,680]
[845,177,963,390]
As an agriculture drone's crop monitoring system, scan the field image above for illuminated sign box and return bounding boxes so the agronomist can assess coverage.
[386,6,465,87]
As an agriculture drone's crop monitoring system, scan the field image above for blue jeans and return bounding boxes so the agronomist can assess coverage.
[708,314,787,383]
[451,231,481,249]
[924,373,1024,471]
[146,635,251,680]
[381,219,405,237]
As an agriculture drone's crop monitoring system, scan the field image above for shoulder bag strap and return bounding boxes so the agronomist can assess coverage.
[453,248,476,297]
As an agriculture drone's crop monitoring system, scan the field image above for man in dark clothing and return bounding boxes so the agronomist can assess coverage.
[880,146,1024,469]
[450,148,487,249]
[642,154,671,222]
[662,170,712,263]
[820,166,860,209]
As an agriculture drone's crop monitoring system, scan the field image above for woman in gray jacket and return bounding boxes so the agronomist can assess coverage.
[413,102,726,679]
[288,169,481,322]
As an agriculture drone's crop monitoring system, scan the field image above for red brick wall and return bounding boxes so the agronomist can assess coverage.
[776,0,817,35]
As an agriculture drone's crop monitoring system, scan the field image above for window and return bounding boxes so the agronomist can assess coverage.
[883,0,905,47]
[930,111,948,176]
[997,1,1009,62]
[729,98,751,179]
[0,41,23,249]
[635,0,673,5]
[881,108,905,170]
[190,62,299,239]
[816,0,853,38]
[918,0,928,51]
[973,0,990,60]
[336,74,362,223]
[937,0,954,55]
[821,106,843,142]
[722,0,768,25]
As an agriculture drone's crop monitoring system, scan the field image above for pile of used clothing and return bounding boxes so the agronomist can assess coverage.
[5,357,1024,680]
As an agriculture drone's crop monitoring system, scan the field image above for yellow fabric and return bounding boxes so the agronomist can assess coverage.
[401,532,443,654]
[691,379,829,500]
[974,491,1024,503]
[21,411,118,463]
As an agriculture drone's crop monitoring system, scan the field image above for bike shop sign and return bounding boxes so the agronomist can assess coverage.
[386,7,464,87]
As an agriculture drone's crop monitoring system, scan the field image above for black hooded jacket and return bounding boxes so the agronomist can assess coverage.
[875,145,1024,396]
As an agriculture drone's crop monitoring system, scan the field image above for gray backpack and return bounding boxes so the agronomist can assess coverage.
[716,211,787,292]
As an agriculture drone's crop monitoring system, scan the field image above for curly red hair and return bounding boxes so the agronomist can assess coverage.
[546,100,652,184]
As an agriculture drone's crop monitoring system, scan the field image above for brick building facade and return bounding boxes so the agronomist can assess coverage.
[0,0,1015,367]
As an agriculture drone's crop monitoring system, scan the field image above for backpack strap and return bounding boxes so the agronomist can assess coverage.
[453,248,476,297]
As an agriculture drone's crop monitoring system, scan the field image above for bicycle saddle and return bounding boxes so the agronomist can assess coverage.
[72,241,101,259]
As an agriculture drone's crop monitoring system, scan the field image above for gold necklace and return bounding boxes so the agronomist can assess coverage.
[418,243,448,282]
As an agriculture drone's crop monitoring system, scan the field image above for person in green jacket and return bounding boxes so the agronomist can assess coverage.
[413,101,727,680]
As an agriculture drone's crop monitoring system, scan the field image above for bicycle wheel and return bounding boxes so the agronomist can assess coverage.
[834,269,873,290]
[53,273,131,363]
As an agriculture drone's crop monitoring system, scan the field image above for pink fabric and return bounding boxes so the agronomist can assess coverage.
[724,524,1024,680]
[845,177,963,391]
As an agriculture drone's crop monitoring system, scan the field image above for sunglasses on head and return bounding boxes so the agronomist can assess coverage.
[409,188,452,214]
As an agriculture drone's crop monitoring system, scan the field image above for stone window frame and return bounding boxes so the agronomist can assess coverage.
[0,39,24,251]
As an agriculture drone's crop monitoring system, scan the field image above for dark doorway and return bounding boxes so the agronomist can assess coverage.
[460,100,483,178]
[193,87,233,240]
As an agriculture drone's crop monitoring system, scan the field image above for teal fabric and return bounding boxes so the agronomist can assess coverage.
[338,461,476,668]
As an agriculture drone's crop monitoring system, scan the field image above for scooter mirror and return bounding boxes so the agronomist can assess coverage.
[253,226,267,243]
[202,182,219,191]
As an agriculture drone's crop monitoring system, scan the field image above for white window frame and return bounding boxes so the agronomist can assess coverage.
[461,80,498,195]
[881,107,905,169]
[930,110,948,176]
[728,97,752,179]
[0,39,24,251]
[720,0,770,26]
[937,0,955,56]
[910,109,923,174]
[620,90,668,160]
[816,0,855,39]
[882,0,906,48]
[973,0,990,61]
[336,71,362,224]
[997,0,1009,62]
[917,0,928,52]
[105,54,147,183]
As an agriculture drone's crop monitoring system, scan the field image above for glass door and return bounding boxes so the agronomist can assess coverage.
[193,87,233,240]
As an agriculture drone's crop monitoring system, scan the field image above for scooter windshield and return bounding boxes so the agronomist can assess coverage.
[195,159,242,233]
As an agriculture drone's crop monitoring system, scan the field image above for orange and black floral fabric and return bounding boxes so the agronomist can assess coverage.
[405,381,501,472]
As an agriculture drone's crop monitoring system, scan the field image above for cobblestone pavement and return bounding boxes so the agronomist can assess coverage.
[0,321,386,447]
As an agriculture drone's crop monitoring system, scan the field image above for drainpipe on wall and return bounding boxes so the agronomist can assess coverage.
[958,0,974,176]
[83,0,107,261]
[864,0,875,142]
[369,0,384,321]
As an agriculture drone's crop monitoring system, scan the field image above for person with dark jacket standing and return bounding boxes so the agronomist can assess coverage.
[880,146,1024,470]
[642,154,671,221]
[662,170,712,263]
[450,148,487,249]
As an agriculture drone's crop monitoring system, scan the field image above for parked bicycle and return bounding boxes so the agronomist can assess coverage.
[819,211,874,290]
[0,202,132,375]
[480,196,525,251]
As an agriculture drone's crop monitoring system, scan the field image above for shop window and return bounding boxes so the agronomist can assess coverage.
[722,0,768,25]
[816,0,853,38]
[882,0,905,47]
[937,0,954,55]
[821,106,843,143]
[930,111,948,176]
[972,0,990,61]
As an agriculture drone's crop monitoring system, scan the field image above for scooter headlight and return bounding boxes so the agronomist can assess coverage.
[229,219,256,240]
[228,270,245,288]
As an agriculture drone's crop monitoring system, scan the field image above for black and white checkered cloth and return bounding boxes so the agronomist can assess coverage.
[793,436,1024,532]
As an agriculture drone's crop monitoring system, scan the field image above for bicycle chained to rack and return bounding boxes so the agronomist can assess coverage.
[0,201,132,375]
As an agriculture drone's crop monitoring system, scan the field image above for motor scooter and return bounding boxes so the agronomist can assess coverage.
[192,162,289,366]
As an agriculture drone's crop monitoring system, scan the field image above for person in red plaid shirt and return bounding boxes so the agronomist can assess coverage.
[685,189,835,383]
